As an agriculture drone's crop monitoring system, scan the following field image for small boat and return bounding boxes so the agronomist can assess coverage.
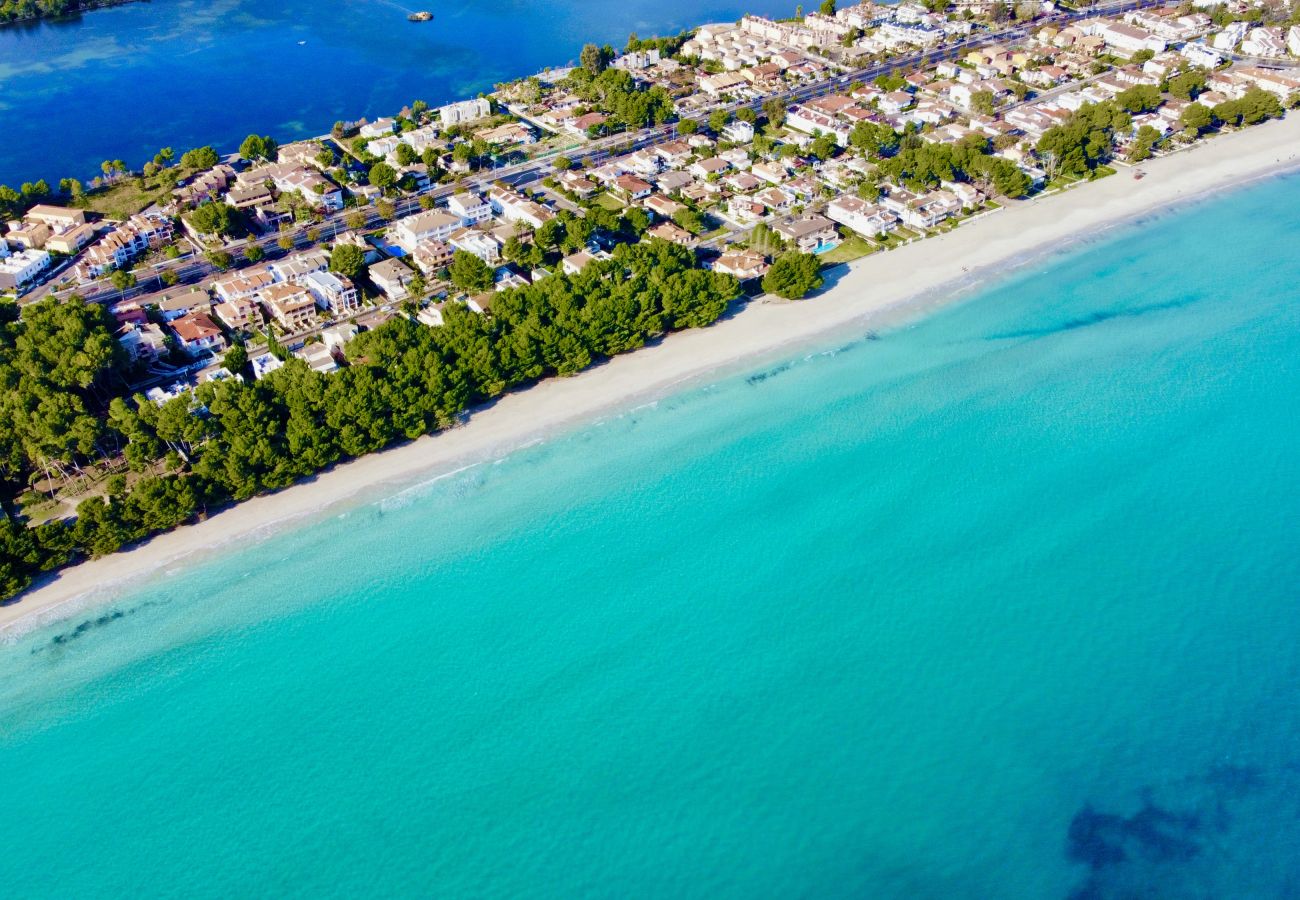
[297,40,306,45]
[408,11,433,21]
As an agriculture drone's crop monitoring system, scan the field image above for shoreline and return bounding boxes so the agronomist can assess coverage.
[0,0,143,28]
[5,114,1300,639]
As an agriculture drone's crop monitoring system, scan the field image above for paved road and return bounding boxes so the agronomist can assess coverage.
[47,0,1163,308]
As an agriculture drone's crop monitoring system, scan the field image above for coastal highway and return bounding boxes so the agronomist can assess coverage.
[48,0,1165,309]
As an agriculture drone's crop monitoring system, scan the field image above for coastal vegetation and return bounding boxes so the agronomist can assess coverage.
[762,252,823,300]
[0,242,738,600]
[0,0,136,25]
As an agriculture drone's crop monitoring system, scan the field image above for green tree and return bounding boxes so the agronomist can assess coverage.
[580,43,610,75]
[180,146,221,170]
[1127,125,1161,162]
[206,250,234,270]
[329,243,367,279]
[709,109,731,133]
[809,133,838,161]
[1180,102,1214,135]
[1167,69,1207,101]
[245,244,266,263]
[990,161,1032,198]
[239,134,278,162]
[673,208,706,234]
[448,250,495,293]
[394,143,418,166]
[187,202,240,237]
[820,0,837,13]
[369,162,398,192]
[850,121,900,158]
[554,155,574,171]
[763,97,788,127]
[223,342,249,377]
[1114,84,1162,114]
[762,251,823,300]
[1036,102,1130,177]
[109,269,136,292]
[677,118,699,135]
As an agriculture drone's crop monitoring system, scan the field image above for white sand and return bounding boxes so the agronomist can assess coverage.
[5,115,1300,637]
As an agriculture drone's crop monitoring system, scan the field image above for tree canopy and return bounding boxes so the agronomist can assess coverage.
[0,243,739,601]
[1036,102,1131,177]
[239,134,278,162]
[329,244,367,279]
[449,250,495,294]
[762,252,823,300]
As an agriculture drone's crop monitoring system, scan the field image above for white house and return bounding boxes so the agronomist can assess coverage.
[0,248,51,291]
[116,322,168,362]
[447,192,493,226]
[391,209,461,252]
[1211,21,1249,51]
[881,188,962,229]
[360,117,397,139]
[785,104,853,145]
[302,270,360,315]
[722,120,756,143]
[369,258,415,300]
[488,188,554,229]
[712,249,770,280]
[439,97,492,127]
[450,228,502,264]
[771,215,839,253]
[1241,27,1286,58]
[251,353,284,380]
[826,196,900,238]
[171,312,227,357]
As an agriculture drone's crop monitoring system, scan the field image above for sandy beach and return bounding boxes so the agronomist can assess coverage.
[5,114,1300,637]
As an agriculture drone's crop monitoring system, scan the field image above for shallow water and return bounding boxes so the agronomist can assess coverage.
[1,174,1299,898]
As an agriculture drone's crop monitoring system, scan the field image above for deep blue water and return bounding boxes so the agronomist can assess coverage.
[1,174,1299,897]
[0,0,793,186]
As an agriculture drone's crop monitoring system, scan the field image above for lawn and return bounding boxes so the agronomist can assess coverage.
[821,235,874,264]
[79,177,174,220]
[594,193,625,211]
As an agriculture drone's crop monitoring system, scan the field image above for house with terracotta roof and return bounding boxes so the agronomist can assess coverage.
[171,312,226,357]
[713,249,769,280]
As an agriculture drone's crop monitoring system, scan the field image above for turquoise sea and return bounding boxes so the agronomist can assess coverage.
[3,174,1300,898]
[0,0,791,185]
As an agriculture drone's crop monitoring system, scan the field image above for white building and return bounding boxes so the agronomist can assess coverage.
[438,97,492,127]
[611,48,661,70]
[360,117,397,139]
[1241,27,1286,58]
[722,120,756,144]
[391,209,461,252]
[0,248,51,291]
[826,196,900,238]
[369,258,414,300]
[1212,21,1249,51]
[447,192,493,226]
[302,271,360,316]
